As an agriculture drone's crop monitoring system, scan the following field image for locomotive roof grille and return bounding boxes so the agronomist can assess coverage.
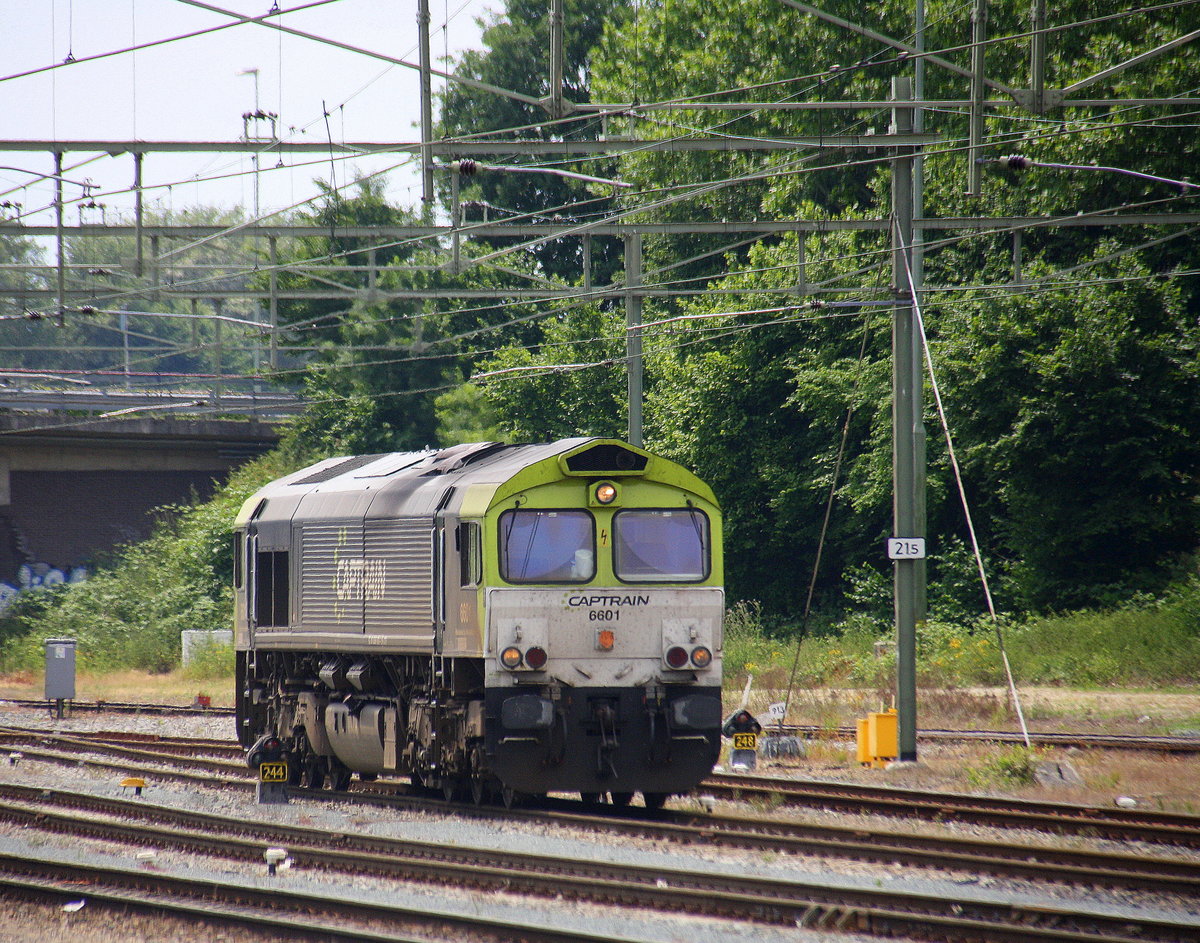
[563,443,647,474]
[292,453,387,485]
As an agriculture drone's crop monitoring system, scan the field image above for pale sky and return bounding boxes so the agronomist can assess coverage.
[0,0,496,229]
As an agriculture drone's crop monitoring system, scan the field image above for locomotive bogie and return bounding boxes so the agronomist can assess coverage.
[234,438,725,800]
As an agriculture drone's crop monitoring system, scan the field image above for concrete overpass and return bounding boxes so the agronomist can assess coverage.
[0,413,282,610]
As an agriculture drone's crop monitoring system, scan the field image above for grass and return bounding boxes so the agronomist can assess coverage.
[720,581,1200,717]
[0,665,235,707]
[963,745,1040,789]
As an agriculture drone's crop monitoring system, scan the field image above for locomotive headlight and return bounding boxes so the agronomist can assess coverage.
[596,628,615,651]
[690,646,713,669]
[664,646,690,669]
[500,646,523,669]
[590,481,620,507]
[524,646,548,670]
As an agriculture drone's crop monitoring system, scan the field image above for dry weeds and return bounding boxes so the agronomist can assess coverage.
[739,684,1200,813]
[3,671,1197,813]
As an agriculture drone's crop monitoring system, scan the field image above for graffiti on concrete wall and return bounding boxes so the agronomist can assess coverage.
[0,562,89,615]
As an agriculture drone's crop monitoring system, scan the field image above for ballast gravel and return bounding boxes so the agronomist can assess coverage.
[1,703,1198,942]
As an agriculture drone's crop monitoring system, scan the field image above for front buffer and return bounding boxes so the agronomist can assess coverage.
[484,684,722,796]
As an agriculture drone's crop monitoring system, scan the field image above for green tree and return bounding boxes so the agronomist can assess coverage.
[438,0,625,283]
[932,251,1200,610]
[474,300,628,441]
[1,206,270,385]
[273,179,554,453]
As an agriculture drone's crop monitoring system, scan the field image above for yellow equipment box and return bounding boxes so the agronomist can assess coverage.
[856,709,898,768]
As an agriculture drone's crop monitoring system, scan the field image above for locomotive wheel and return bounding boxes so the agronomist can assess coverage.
[642,791,669,810]
[442,780,459,802]
[610,791,634,808]
[327,762,353,791]
[500,785,518,809]
[298,756,325,790]
[468,744,489,806]
[580,791,605,805]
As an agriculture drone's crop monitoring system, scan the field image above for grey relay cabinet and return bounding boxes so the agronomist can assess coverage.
[44,638,76,701]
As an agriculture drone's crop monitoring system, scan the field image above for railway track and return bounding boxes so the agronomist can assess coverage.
[7,699,1197,752]
[769,725,1200,754]
[0,846,653,943]
[3,726,1200,901]
[1,780,1197,942]
[707,771,1200,848]
[8,725,1200,851]
[0,697,233,716]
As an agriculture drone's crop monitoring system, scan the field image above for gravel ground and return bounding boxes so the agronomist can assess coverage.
[1,703,1198,942]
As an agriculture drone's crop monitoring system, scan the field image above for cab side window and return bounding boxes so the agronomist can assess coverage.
[458,521,482,587]
[255,550,290,627]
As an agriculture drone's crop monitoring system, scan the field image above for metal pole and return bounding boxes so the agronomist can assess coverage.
[150,235,160,301]
[213,299,224,406]
[252,71,261,219]
[891,77,919,763]
[624,232,643,447]
[451,167,462,274]
[549,0,565,118]
[968,0,988,195]
[913,0,928,622]
[417,0,435,211]
[268,235,278,370]
[54,152,65,320]
[1030,0,1047,113]
[134,153,144,277]
[796,233,807,295]
[120,311,131,388]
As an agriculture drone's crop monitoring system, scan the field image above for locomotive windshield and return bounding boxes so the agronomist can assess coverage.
[613,509,709,582]
[500,509,596,583]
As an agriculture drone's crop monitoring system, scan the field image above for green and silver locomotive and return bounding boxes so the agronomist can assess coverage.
[234,438,724,806]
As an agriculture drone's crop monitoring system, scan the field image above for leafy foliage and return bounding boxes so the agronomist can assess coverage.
[266,177,555,453]
[485,0,1200,615]
[438,0,625,282]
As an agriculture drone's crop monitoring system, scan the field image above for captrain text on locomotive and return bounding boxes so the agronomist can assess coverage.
[234,438,724,806]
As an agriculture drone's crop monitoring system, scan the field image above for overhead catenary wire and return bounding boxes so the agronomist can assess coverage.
[0,0,342,86]
[10,46,1194,289]
[17,165,1199,357]
[9,12,1200,391]
[19,191,1200,391]
[7,0,1198,241]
